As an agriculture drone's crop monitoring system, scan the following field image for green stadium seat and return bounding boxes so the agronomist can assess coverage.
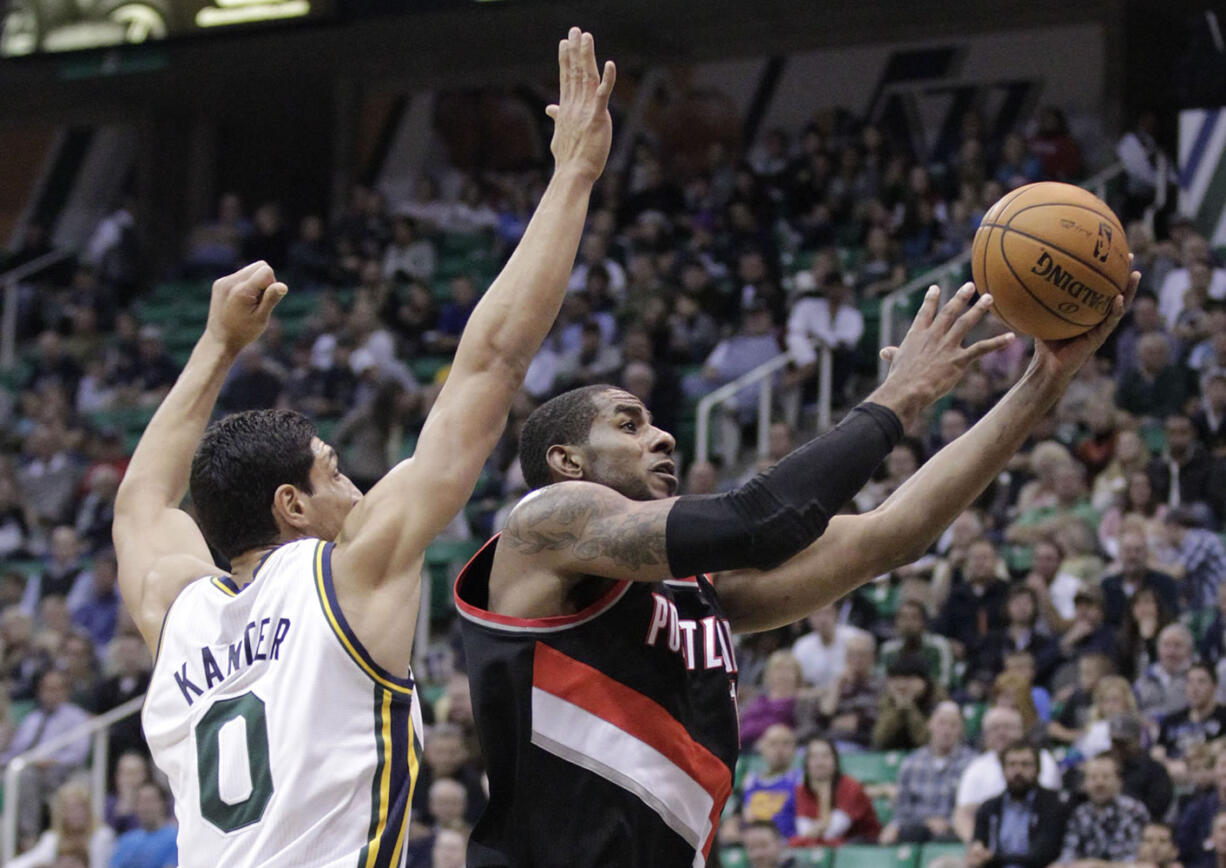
[720,847,748,868]
[10,699,36,725]
[734,751,767,790]
[861,582,899,619]
[1183,607,1216,645]
[833,844,919,868]
[961,703,986,744]
[872,795,894,826]
[424,538,483,620]
[3,560,42,580]
[918,842,966,868]
[840,751,903,785]
[793,846,833,868]
[411,356,451,384]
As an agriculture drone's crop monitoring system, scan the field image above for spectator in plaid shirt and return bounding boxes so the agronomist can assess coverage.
[1161,507,1226,610]
[1056,753,1149,867]
[879,701,975,844]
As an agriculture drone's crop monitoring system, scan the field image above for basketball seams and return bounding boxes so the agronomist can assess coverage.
[996,228,1108,331]
[1003,201,1127,291]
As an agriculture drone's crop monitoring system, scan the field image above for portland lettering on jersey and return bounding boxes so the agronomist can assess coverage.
[644,591,737,674]
[172,617,291,707]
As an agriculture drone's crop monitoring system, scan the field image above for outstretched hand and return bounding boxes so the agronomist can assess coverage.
[205,260,287,353]
[874,282,1015,422]
[1028,262,1140,384]
[545,27,616,182]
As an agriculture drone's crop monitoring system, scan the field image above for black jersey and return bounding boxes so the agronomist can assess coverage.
[454,534,740,868]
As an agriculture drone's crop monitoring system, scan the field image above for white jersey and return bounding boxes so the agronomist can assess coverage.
[143,538,423,868]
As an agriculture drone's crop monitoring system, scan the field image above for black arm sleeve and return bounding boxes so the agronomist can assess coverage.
[665,401,902,577]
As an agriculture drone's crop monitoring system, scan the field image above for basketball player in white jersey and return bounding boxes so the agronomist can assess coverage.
[113,29,615,867]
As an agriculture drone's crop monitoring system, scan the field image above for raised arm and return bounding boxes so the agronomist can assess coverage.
[327,31,614,655]
[494,286,1015,590]
[113,262,286,649]
[716,273,1139,634]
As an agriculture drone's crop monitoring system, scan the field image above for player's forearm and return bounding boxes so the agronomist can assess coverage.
[116,333,237,510]
[449,167,593,381]
[872,364,1066,563]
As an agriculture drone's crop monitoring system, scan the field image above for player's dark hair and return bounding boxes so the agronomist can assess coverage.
[190,409,317,559]
[519,385,614,490]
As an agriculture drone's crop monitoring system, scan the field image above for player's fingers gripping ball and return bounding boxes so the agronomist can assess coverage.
[971,181,1130,340]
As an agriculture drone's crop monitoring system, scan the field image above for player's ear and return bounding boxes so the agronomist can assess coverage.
[271,482,310,532]
[545,444,585,481]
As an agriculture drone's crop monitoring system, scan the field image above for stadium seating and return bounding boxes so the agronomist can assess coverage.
[839,751,903,785]
[833,844,919,868]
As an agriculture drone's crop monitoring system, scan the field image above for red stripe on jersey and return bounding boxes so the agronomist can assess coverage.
[531,641,732,859]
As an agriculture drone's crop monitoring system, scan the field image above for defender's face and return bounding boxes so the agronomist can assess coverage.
[304,438,363,541]
[581,390,677,501]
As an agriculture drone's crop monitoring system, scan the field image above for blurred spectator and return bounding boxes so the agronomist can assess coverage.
[383,217,436,285]
[1117,334,1187,421]
[996,131,1041,189]
[333,380,419,493]
[1069,674,1139,768]
[410,723,486,830]
[430,275,481,355]
[980,585,1060,687]
[69,550,120,650]
[667,291,719,365]
[218,344,285,413]
[879,600,954,692]
[740,651,804,747]
[183,192,249,277]
[1177,753,1226,867]
[6,779,114,868]
[1117,111,1178,226]
[742,819,795,868]
[989,672,1042,742]
[1098,473,1169,561]
[934,538,1009,682]
[1056,753,1148,866]
[1050,653,1115,745]
[114,327,179,404]
[556,319,622,390]
[854,438,923,514]
[1024,537,1081,634]
[1115,293,1170,382]
[1194,370,1226,456]
[568,234,628,301]
[18,426,80,528]
[1029,105,1083,181]
[790,605,870,691]
[871,655,938,751]
[1101,528,1182,627]
[1160,507,1226,609]
[104,752,151,835]
[242,202,289,270]
[74,465,118,555]
[967,741,1068,868]
[2,607,52,700]
[879,701,974,845]
[406,779,468,868]
[790,736,880,846]
[1005,462,1099,559]
[94,633,152,770]
[812,632,883,748]
[1114,586,1175,682]
[1108,712,1173,822]
[785,271,864,407]
[739,723,802,838]
[1160,236,1226,329]
[430,827,468,868]
[1155,662,1226,786]
[108,781,177,868]
[22,527,91,616]
[59,631,101,710]
[954,707,1062,841]
[855,226,906,298]
[285,215,335,289]
[0,670,92,847]
[1135,623,1196,719]
[0,467,38,559]
[1134,822,1183,868]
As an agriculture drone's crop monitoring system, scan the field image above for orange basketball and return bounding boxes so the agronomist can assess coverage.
[971,181,1130,340]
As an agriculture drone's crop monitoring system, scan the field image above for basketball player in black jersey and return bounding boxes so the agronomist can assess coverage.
[455,268,1140,866]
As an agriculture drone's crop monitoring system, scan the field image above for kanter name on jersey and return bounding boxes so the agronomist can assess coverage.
[172,617,292,706]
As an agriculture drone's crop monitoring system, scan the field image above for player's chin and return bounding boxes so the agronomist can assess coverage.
[649,471,678,497]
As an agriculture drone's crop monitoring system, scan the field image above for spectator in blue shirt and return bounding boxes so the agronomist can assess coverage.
[109,782,176,868]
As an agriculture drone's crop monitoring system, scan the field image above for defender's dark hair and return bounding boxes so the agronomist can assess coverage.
[519,385,616,490]
[190,409,317,559]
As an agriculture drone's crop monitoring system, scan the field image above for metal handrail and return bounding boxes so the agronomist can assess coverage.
[2,694,145,865]
[875,163,1128,380]
[1,248,75,369]
[694,343,832,467]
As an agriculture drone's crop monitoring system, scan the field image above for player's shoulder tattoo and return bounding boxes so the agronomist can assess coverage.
[502,482,666,571]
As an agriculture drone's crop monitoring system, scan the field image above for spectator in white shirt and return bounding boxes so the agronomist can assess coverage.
[953,705,1062,842]
[791,604,871,690]
[786,270,864,407]
[1159,235,1226,328]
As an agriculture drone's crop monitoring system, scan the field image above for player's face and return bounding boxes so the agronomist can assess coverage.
[581,390,677,501]
[303,438,363,541]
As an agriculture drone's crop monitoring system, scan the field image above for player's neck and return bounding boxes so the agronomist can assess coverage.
[228,544,283,587]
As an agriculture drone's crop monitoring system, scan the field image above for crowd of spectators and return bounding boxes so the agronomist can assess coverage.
[1,89,1225,868]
